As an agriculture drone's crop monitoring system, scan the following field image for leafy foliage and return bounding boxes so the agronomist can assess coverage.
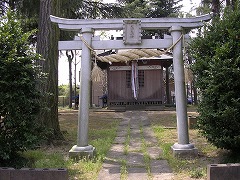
[61,0,124,19]
[118,0,182,37]
[118,0,182,18]
[58,85,69,97]
[190,6,240,151]
[146,0,182,18]
[0,11,44,163]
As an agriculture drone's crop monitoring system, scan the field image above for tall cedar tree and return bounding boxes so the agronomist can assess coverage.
[36,0,62,139]
[2,0,182,139]
[199,0,238,16]
[1,0,124,140]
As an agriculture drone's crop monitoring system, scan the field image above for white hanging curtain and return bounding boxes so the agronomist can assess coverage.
[131,61,139,100]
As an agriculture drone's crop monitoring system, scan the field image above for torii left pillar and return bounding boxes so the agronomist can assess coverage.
[69,27,95,159]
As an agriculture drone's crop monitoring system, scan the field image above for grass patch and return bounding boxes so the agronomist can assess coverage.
[152,125,209,179]
[120,159,128,180]
[149,109,226,179]
[19,110,120,180]
[22,150,69,168]
[7,107,239,179]
[139,125,151,178]
[189,167,206,179]
[123,124,130,155]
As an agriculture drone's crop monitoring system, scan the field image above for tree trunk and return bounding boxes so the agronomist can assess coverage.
[68,59,73,108]
[226,0,231,6]
[66,50,74,109]
[37,0,62,139]
[212,0,220,16]
[9,0,15,9]
[74,51,77,109]
[165,66,171,104]
[228,0,237,9]
[192,79,198,105]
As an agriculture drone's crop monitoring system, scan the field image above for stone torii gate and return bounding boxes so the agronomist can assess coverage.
[50,14,212,158]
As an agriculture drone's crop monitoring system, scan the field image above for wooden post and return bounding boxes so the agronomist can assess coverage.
[165,66,171,104]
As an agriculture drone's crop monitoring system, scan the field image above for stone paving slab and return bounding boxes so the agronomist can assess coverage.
[141,119,151,126]
[147,147,162,159]
[107,151,126,161]
[107,144,126,160]
[130,124,139,129]
[143,127,159,146]
[130,129,141,136]
[119,121,129,126]
[151,160,173,174]
[143,127,156,137]
[127,167,148,180]
[116,130,128,137]
[98,111,174,180]
[151,159,174,180]
[109,144,124,151]
[126,152,145,166]
[152,173,174,180]
[114,137,126,144]
[128,140,142,152]
[98,160,121,180]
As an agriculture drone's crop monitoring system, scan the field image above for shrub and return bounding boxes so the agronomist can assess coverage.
[0,11,44,163]
[190,6,240,151]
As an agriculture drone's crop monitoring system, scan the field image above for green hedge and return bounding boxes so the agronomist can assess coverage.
[190,6,240,151]
[0,11,44,164]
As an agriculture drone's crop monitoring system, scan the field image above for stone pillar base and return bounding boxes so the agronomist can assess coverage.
[69,145,95,160]
[171,143,198,158]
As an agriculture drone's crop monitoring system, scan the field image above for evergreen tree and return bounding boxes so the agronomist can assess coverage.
[190,5,240,151]
[118,0,182,36]
[118,0,182,18]
[146,0,182,18]
[118,0,149,18]
[1,0,183,140]
[36,0,63,139]
[0,11,44,164]
[199,0,238,16]
[1,0,124,139]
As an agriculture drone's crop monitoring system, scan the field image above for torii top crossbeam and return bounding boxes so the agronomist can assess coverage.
[50,14,212,31]
[51,14,212,51]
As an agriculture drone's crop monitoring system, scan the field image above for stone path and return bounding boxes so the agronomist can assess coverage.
[98,111,174,180]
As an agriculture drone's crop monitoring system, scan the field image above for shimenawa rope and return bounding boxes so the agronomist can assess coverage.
[79,34,183,81]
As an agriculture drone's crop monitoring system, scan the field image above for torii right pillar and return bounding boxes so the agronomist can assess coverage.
[170,25,198,157]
